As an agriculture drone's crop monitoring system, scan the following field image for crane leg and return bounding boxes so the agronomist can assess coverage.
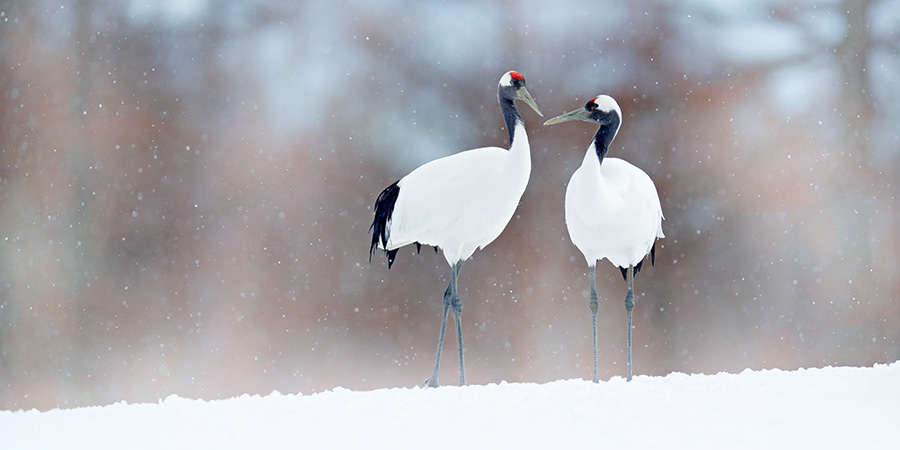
[424,263,464,388]
[589,265,600,383]
[449,263,466,386]
[424,275,453,388]
[625,265,635,382]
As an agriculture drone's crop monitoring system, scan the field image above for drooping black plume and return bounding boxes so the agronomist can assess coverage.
[618,242,657,281]
[386,248,399,268]
[619,260,643,282]
[618,259,644,281]
[413,243,439,254]
[370,180,400,268]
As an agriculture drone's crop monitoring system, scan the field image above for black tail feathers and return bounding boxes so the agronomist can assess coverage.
[619,261,643,281]
[618,242,657,281]
[370,180,401,268]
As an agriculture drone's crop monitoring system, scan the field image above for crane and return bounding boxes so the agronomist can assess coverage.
[370,71,542,387]
[544,94,664,382]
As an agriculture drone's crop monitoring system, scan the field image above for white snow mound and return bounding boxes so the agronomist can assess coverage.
[2,363,899,449]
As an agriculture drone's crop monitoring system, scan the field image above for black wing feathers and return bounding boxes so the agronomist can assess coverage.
[618,243,657,281]
[369,180,440,269]
[370,180,401,267]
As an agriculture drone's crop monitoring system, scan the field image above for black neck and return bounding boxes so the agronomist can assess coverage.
[499,96,523,147]
[591,124,617,164]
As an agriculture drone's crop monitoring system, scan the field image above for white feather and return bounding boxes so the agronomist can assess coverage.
[565,150,664,268]
[591,95,621,116]
[385,123,531,264]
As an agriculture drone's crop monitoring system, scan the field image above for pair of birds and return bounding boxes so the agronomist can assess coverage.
[369,71,664,386]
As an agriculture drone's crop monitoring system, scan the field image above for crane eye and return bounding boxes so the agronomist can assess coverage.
[585,101,596,111]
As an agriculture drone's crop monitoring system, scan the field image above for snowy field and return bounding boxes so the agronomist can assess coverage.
[2,363,898,449]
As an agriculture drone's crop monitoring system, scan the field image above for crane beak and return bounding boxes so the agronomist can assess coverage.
[517,87,543,117]
[543,107,590,126]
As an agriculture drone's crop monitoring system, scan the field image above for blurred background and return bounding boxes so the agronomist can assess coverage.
[1,0,898,411]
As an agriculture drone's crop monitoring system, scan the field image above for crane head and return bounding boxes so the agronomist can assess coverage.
[543,94,621,130]
[499,71,543,117]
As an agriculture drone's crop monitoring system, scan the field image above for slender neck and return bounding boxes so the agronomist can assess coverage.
[591,124,617,165]
[499,96,523,148]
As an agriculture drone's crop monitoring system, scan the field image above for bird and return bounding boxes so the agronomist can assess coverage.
[543,94,664,382]
[370,71,543,388]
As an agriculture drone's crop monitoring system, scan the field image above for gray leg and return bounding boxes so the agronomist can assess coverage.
[589,265,599,383]
[423,275,453,388]
[450,263,466,386]
[625,265,635,382]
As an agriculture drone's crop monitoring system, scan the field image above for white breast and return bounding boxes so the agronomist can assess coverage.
[565,156,664,268]
[387,123,532,264]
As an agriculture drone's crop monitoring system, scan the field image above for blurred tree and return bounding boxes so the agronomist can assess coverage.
[0,0,897,410]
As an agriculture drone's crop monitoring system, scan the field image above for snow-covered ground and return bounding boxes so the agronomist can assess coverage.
[2,363,898,449]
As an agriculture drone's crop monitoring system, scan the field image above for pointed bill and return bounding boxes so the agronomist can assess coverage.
[517,87,543,117]
[543,107,590,126]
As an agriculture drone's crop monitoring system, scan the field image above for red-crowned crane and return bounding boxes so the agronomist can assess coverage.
[370,71,542,387]
[544,95,664,382]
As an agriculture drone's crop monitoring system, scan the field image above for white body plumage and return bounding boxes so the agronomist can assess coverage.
[566,153,664,269]
[386,123,531,265]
